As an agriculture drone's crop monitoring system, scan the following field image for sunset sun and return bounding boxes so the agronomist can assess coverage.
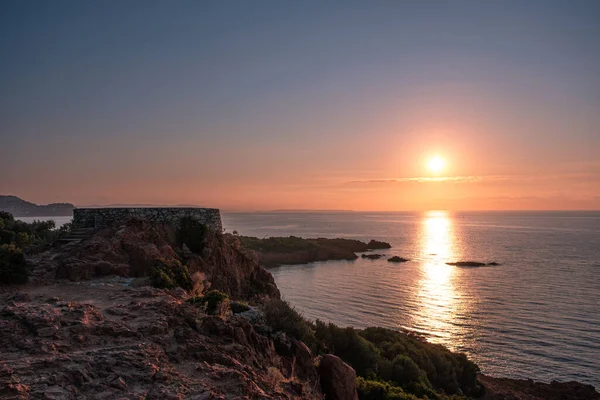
[427,156,445,174]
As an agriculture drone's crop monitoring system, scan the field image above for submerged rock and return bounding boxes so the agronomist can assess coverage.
[446,261,501,267]
[388,256,410,263]
[446,261,486,267]
[361,253,383,260]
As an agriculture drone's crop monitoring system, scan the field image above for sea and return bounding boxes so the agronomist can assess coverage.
[19,211,600,387]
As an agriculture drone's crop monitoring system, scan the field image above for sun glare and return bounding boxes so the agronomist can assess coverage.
[427,157,445,174]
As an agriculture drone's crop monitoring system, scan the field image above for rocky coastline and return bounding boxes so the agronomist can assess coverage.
[0,215,598,399]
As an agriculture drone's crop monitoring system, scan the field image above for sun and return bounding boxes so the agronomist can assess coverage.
[427,156,445,173]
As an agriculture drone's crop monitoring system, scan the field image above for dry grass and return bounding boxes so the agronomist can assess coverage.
[190,271,207,295]
[265,367,284,389]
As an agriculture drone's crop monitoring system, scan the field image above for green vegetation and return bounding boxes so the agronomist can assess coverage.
[262,299,319,350]
[0,211,63,284]
[260,298,482,400]
[230,300,250,314]
[0,211,57,252]
[0,244,29,284]
[149,259,193,291]
[188,290,230,315]
[357,377,421,400]
[177,217,208,254]
[237,235,386,267]
[239,235,375,254]
[239,236,317,253]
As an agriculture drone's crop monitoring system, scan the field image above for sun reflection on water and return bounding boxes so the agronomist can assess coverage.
[415,211,462,349]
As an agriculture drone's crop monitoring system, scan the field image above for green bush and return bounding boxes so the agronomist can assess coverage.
[315,320,379,377]
[262,299,318,350]
[0,244,29,284]
[149,259,193,291]
[0,212,57,253]
[359,327,481,397]
[356,377,420,400]
[238,235,315,253]
[177,217,208,254]
[188,290,230,315]
[230,300,250,314]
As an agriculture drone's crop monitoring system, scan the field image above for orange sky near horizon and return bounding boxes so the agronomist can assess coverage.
[2,2,599,211]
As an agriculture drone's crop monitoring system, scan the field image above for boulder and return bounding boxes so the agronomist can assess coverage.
[446,261,486,267]
[361,254,383,260]
[318,354,359,400]
[290,338,319,381]
[388,256,409,263]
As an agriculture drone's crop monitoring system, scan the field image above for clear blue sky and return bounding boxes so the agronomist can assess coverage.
[1,1,599,210]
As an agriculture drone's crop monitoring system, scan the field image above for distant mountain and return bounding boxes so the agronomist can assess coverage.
[0,195,74,217]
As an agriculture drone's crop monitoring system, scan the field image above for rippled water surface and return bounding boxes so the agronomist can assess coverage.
[222,211,600,386]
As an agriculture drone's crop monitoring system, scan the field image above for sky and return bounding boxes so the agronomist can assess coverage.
[1,0,599,211]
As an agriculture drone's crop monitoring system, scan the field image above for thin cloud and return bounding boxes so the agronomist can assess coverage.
[343,175,508,185]
[343,172,600,186]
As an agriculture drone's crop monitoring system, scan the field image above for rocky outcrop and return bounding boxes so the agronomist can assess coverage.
[0,280,320,399]
[318,354,359,400]
[361,253,383,260]
[479,374,600,400]
[188,231,280,299]
[446,261,501,267]
[28,219,279,300]
[366,239,391,250]
[238,236,392,267]
[388,256,409,263]
[446,261,486,267]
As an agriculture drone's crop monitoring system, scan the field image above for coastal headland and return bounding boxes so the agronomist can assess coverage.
[0,210,598,399]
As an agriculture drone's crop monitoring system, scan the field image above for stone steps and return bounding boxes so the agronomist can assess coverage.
[58,227,97,243]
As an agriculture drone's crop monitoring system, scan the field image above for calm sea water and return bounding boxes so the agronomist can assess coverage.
[16,216,72,228]
[20,212,600,386]
[222,211,600,387]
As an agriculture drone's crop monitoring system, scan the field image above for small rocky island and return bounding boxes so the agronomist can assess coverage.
[446,261,501,267]
[0,209,597,399]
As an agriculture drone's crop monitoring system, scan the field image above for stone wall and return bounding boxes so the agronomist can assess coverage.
[72,207,222,231]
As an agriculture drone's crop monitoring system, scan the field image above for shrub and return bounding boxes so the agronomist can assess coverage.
[177,217,208,254]
[356,378,420,400]
[265,366,284,389]
[188,290,230,315]
[0,244,29,284]
[315,320,379,377]
[0,212,57,253]
[149,259,193,291]
[190,271,207,295]
[230,300,250,314]
[359,327,481,397]
[262,299,318,350]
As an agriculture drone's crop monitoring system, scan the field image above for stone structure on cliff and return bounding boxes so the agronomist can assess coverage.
[72,207,222,231]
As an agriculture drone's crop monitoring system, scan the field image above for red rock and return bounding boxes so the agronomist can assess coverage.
[318,354,359,400]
